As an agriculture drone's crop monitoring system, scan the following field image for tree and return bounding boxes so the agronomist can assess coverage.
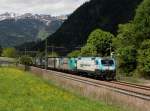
[19,55,33,65]
[113,23,136,49]
[68,50,81,57]
[80,45,97,57]
[133,0,150,43]
[81,29,114,56]
[116,46,137,75]
[112,23,137,74]
[19,55,33,71]
[137,40,150,77]
[113,0,150,77]
[133,0,150,77]
[2,48,17,58]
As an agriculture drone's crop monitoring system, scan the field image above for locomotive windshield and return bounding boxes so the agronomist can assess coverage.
[101,59,114,66]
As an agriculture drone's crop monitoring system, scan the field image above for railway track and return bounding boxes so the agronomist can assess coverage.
[30,65,150,101]
[46,69,150,101]
[110,81,150,90]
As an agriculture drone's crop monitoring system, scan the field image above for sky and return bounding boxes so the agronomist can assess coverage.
[0,0,89,16]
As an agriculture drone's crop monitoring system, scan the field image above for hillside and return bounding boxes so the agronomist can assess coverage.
[0,13,64,47]
[32,0,142,53]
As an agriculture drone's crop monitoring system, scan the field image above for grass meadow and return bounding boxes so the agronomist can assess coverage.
[0,67,129,111]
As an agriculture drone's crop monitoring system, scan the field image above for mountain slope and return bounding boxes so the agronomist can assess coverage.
[0,13,64,47]
[33,0,142,53]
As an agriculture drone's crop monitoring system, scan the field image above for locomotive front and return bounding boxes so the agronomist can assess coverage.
[95,58,116,80]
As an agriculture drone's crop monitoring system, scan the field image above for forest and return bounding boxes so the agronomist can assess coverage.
[69,0,150,78]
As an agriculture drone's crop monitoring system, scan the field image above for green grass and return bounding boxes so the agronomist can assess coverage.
[0,67,128,111]
[116,74,150,85]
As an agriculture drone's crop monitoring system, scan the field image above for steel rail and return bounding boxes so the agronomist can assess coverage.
[110,81,150,90]
[44,69,150,101]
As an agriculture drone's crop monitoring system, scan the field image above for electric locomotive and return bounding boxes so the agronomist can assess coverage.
[69,57,116,80]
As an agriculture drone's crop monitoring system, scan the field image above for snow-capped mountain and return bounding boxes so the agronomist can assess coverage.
[0,12,17,21]
[0,12,67,25]
[0,12,68,47]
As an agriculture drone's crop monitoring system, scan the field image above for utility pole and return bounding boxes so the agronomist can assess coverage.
[52,44,54,57]
[110,43,112,58]
[45,38,48,69]
[47,45,66,57]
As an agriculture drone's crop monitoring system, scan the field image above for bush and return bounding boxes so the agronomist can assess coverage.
[2,48,17,58]
[68,50,81,57]
[19,55,33,71]
[19,55,33,66]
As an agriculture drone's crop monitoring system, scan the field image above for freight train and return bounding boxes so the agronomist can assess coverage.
[33,57,116,80]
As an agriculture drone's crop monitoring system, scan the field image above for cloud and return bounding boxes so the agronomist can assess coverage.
[0,0,89,16]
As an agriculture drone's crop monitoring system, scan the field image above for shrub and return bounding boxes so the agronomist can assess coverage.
[2,48,17,58]
[68,50,81,57]
[19,55,33,65]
